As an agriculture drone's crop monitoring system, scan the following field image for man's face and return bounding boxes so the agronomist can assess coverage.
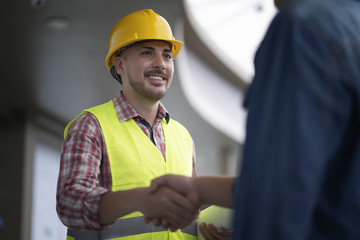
[115,41,174,102]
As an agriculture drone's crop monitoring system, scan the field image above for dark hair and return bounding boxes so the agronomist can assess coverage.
[110,65,122,84]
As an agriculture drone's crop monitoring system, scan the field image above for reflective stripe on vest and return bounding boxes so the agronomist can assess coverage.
[64,101,195,240]
[67,216,197,239]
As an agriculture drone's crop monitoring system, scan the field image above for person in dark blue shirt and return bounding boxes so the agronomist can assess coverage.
[147,0,360,239]
[233,0,360,238]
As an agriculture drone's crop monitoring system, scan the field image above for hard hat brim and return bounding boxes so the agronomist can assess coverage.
[105,39,183,70]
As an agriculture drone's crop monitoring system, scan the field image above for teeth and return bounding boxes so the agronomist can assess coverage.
[148,75,163,80]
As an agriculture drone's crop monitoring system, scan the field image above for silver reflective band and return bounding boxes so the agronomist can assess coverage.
[67,216,197,239]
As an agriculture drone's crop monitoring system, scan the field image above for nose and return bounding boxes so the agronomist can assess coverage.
[152,53,166,70]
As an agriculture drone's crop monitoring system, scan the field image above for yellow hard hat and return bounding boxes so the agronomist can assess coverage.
[105,9,183,69]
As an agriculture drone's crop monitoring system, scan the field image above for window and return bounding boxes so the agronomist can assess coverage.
[31,133,66,240]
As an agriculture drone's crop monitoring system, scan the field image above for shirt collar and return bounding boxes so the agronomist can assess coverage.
[113,90,170,124]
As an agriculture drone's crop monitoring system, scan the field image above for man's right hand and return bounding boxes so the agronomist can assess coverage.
[149,174,201,206]
[140,184,200,230]
[145,174,201,231]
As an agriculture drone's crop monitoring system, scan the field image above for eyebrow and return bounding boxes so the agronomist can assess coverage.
[140,46,172,53]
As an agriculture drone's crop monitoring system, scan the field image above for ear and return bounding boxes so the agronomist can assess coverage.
[113,57,125,75]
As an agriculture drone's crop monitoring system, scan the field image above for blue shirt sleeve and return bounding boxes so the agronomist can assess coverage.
[232,6,354,239]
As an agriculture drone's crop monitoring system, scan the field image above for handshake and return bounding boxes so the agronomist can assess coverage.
[141,174,235,239]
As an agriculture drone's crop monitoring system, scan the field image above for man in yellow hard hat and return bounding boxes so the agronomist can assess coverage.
[56,9,200,240]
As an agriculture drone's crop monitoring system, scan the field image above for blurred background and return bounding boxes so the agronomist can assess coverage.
[0,0,276,239]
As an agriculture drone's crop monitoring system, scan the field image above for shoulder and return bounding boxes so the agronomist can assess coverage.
[263,0,360,63]
[66,112,101,138]
[277,0,360,80]
[167,118,193,139]
[276,0,360,37]
[86,101,115,115]
[168,118,189,132]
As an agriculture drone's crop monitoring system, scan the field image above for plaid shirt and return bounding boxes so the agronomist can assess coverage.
[56,91,196,230]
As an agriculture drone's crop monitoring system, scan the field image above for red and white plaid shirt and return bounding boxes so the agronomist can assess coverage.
[56,91,196,230]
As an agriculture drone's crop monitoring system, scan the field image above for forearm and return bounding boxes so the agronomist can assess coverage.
[56,184,108,229]
[99,186,200,229]
[193,176,236,208]
[98,187,145,225]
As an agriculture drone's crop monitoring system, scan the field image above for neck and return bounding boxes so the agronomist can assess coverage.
[122,91,159,126]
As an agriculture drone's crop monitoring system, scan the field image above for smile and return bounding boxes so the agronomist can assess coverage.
[147,75,164,80]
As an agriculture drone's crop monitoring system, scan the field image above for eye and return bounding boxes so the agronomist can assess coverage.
[163,53,173,61]
[141,50,152,56]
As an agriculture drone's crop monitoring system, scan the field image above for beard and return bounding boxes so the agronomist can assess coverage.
[128,74,170,101]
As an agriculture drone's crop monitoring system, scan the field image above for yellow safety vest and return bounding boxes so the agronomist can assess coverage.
[65,101,197,240]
